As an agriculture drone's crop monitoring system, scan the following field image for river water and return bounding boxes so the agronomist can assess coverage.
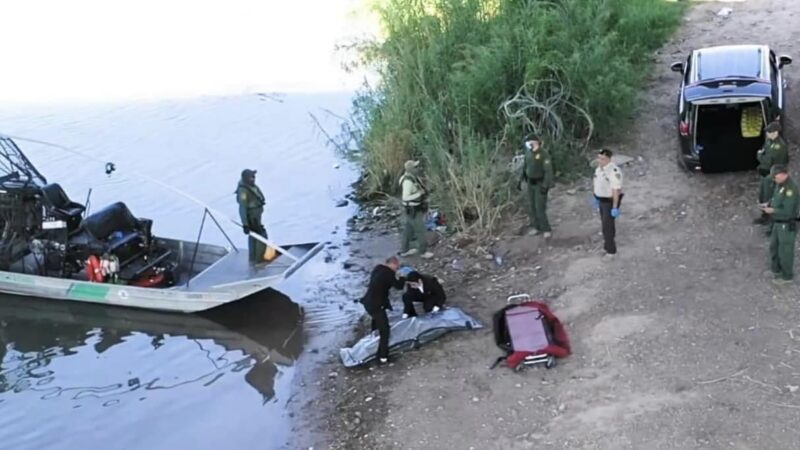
[0,93,366,449]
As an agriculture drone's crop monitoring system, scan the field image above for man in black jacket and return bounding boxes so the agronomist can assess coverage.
[360,256,405,364]
[401,271,446,318]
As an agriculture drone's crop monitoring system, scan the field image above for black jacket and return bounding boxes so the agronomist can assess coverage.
[360,264,405,310]
[406,274,446,307]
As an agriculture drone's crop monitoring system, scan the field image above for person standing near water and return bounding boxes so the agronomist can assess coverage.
[236,169,268,264]
[360,256,406,364]
[399,160,433,259]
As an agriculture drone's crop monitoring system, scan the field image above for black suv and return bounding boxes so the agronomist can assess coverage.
[670,44,792,172]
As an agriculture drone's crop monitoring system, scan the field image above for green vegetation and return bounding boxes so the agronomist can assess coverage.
[342,0,686,234]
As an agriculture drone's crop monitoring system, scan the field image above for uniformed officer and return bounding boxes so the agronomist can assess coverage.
[236,169,268,264]
[592,149,624,256]
[399,160,433,259]
[755,121,789,226]
[517,136,554,237]
[761,164,799,285]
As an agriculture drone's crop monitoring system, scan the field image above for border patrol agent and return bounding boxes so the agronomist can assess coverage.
[236,169,268,264]
[762,164,799,285]
[518,136,554,237]
[399,160,433,259]
[592,149,624,256]
[755,121,789,226]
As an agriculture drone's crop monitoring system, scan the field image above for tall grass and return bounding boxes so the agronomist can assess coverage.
[341,0,686,234]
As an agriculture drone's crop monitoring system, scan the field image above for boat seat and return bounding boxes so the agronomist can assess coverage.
[40,183,85,232]
[70,202,153,263]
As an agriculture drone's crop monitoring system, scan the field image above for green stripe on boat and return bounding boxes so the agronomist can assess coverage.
[68,283,111,300]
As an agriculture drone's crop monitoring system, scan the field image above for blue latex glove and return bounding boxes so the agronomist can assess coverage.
[397,265,414,277]
[591,196,600,210]
[611,208,620,218]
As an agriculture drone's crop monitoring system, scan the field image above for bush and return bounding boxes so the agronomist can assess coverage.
[341,0,686,234]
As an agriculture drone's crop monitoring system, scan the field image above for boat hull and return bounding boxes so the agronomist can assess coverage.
[0,240,326,313]
[0,270,231,312]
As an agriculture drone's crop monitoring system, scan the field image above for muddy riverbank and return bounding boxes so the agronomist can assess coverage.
[293,1,800,449]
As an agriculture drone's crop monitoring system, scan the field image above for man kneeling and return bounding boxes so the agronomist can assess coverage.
[402,271,446,318]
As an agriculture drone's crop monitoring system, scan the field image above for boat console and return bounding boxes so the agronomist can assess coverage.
[0,136,176,287]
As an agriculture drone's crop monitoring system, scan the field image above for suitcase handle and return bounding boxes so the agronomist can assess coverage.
[506,294,530,304]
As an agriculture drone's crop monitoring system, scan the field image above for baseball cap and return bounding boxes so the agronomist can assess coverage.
[765,121,781,133]
[598,148,613,157]
[770,164,788,176]
[241,169,257,178]
[404,160,420,171]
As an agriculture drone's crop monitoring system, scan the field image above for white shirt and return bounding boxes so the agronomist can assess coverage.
[593,162,623,198]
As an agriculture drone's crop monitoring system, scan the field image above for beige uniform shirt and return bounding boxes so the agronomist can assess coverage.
[400,174,424,206]
[593,162,623,198]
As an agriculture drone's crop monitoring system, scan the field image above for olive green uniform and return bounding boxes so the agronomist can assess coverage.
[237,181,267,263]
[769,177,799,280]
[758,137,789,203]
[520,147,554,232]
[400,172,428,253]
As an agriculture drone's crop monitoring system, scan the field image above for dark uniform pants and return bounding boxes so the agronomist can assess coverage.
[246,206,267,263]
[402,289,442,317]
[365,304,390,359]
[770,222,796,280]
[402,207,428,253]
[526,182,551,232]
[598,197,620,254]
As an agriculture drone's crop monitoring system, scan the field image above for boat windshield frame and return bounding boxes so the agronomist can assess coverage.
[0,136,48,187]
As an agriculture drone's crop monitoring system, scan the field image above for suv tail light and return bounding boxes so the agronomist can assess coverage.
[679,121,690,136]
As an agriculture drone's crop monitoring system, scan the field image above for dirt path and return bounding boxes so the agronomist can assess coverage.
[294,1,800,449]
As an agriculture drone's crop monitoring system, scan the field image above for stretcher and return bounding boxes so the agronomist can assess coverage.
[491,294,571,371]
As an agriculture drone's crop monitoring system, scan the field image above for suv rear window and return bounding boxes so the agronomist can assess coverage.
[697,50,762,80]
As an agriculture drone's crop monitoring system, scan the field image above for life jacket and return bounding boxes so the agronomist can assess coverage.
[86,255,104,282]
[399,173,426,207]
[236,181,266,207]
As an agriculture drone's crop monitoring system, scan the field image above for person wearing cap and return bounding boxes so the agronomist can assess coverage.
[518,135,554,237]
[755,121,789,226]
[401,270,446,318]
[399,160,433,259]
[592,148,624,256]
[236,169,268,264]
[761,164,799,285]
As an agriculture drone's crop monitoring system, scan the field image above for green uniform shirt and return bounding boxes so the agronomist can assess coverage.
[236,181,266,224]
[521,148,554,188]
[757,137,789,173]
[769,177,800,222]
